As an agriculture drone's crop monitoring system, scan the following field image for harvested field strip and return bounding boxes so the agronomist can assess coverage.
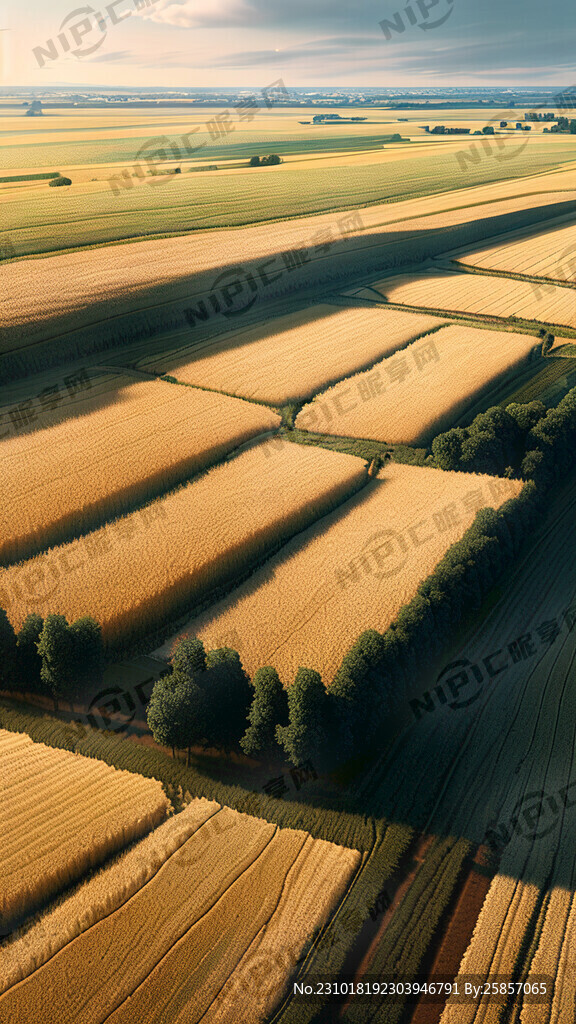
[160,462,521,683]
[271,822,414,1024]
[0,440,367,647]
[0,807,360,1024]
[360,271,576,330]
[294,325,537,445]
[438,872,541,1024]
[453,221,576,284]
[0,729,168,929]
[522,888,576,1023]
[143,305,444,405]
[409,847,496,1024]
[0,378,281,564]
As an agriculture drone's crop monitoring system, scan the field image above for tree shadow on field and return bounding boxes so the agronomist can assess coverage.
[2,194,576,387]
[289,473,576,896]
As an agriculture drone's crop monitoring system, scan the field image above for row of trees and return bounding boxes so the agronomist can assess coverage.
[0,612,103,709]
[548,118,576,134]
[146,482,540,769]
[248,154,282,166]
[147,385,576,769]
[146,636,335,769]
[431,401,548,476]
[432,386,576,484]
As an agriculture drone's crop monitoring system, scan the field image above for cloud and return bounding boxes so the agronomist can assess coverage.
[86,49,134,62]
[137,0,258,28]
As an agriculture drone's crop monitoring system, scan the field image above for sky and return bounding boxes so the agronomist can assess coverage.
[2,0,575,88]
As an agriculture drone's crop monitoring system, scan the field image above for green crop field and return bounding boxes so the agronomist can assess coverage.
[0,129,404,172]
[4,142,576,258]
[500,355,576,405]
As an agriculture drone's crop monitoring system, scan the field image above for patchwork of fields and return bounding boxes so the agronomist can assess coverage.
[1,729,168,929]
[0,440,367,645]
[3,188,576,385]
[295,325,539,444]
[142,305,444,404]
[0,783,360,1024]
[0,378,280,562]
[354,268,576,329]
[5,98,576,1024]
[160,463,521,683]
[3,127,576,256]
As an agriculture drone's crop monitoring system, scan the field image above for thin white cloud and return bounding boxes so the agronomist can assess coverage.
[138,0,256,27]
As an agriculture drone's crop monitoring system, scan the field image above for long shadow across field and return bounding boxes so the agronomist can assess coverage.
[3,195,576,384]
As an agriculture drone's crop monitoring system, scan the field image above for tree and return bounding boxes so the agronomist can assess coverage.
[70,617,104,696]
[0,609,17,691]
[459,431,502,475]
[431,428,466,470]
[147,674,183,759]
[49,176,72,186]
[541,333,554,356]
[241,667,288,760]
[204,648,252,752]
[506,401,546,435]
[37,615,74,709]
[15,614,44,694]
[147,671,209,763]
[249,155,261,166]
[276,667,329,768]
[173,674,209,766]
[263,154,282,164]
[172,637,207,679]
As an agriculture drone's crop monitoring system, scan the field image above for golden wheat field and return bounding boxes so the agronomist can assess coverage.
[0,796,221,993]
[294,325,538,444]
[0,729,169,929]
[142,306,444,405]
[0,440,366,645]
[355,269,576,328]
[454,219,576,283]
[0,800,360,1024]
[0,377,280,563]
[158,462,521,683]
[3,189,574,356]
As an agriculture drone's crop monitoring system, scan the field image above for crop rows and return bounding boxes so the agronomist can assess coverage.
[0,440,367,646]
[295,325,537,445]
[163,462,521,683]
[0,378,280,563]
[358,270,576,329]
[0,805,360,1024]
[454,221,576,284]
[0,729,168,929]
[343,836,471,1024]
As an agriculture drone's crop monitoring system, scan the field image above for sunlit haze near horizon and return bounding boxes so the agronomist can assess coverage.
[1,0,574,89]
